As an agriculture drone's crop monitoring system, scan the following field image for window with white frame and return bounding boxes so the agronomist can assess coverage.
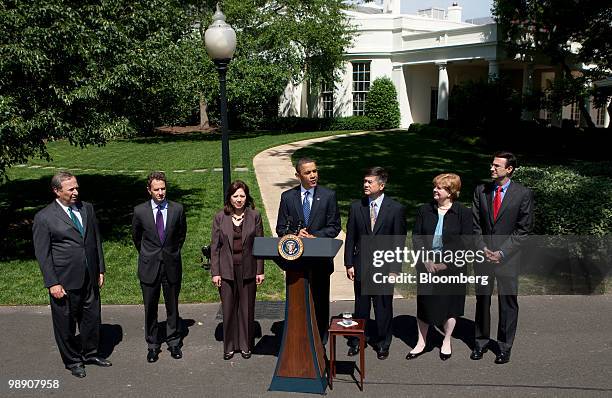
[570,101,580,123]
[322,81,334,118]
[596,106,606,126]
[352,62,371,116]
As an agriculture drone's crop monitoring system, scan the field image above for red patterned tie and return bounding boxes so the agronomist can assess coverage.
[493,185,503,220]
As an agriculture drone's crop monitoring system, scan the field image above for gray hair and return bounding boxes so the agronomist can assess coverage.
[51,171,76,190]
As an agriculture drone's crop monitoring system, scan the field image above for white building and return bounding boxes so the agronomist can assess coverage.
[279,1,610,128]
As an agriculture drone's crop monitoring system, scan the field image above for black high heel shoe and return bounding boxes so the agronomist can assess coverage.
[241,351,252,359]
[440,345,452,361]
[405,349,426,360]
[223,352,234,360]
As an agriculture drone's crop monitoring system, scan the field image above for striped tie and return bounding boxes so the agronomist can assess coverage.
[303,191,311,225]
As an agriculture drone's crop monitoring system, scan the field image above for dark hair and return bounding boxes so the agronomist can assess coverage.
[364,166,388,184]
[493,151,517,174]
[51,171,76,191]
[147,171,167,188]
[295,157,316,173]
[224,180,255,214]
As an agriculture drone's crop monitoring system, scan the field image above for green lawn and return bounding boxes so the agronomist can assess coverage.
[293,130,611,295]
[0,130,344,305]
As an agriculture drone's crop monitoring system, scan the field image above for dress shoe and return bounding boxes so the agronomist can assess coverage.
[439,351,452,361]
[85,357,112,367]
[147,349,160,363]
[347,346,360,357]
[470,347,488,360]
[494,351,511,364]
[70,365,86,378]
[241,351,252,359]
[377,350,389,360]
[223,352,234,360]
[405,349,426,360]
[169,346,182,359]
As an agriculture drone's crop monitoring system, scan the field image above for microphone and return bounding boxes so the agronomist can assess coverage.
[295,219,304,235]
[284,216,294,236]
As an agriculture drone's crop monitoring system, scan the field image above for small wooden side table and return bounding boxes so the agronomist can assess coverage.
[328,317,366,391]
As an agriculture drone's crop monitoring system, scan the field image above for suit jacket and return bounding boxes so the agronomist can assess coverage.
[210,208,264,280]
[33,201,106,290]
[344,196,407,281]
[472,181,534,277]
[412,201,473,270]
[276,185,341,274]
[132,200,187,284]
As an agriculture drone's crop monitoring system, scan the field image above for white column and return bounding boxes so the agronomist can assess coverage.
[392,64,412,128]
[488,59,499,80]
[605,99,611,128]
[436,62,449,120]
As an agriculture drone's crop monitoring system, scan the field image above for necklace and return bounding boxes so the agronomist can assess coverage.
[232,213,244,221]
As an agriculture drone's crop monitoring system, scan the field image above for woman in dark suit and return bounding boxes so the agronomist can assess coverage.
[408,173,472,361]
[211,180,265,360]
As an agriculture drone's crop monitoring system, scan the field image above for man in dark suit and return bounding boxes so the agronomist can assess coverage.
[471,151,534,364]
[33,171,112,378]
[132,171,187,363]
[276,157,341,344]
[344,167,407,360]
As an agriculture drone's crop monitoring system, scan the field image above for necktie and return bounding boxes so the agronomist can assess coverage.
[156,205,165,242]
[493,185,503,220]
[68,207,84,236]
[302,191,310,225]
[370,202,377,230]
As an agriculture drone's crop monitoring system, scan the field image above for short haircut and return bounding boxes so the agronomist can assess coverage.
[493,150,517,174]
[364,166,388,185]
[51,171,76,191]
[295,157,316,173]
[147,171,167,188]
[224,180,255,215]
[432,173,462,201]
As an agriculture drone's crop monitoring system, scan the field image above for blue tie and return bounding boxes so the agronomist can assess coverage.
[303,191,310,225]
[68,207,84,236]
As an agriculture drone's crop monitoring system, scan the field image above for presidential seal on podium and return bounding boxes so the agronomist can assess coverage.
[278,234,304,261]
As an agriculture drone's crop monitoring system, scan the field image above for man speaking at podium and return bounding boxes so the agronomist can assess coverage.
[276,157,341,344]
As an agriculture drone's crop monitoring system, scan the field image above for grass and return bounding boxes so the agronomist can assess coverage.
[293,130,611,296]
[0,129,345,305]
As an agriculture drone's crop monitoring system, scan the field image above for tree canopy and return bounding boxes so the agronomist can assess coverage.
[493,0,611,127]
[0,0,353,177]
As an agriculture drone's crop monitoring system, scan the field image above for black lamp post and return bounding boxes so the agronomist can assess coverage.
[204,4,237,197]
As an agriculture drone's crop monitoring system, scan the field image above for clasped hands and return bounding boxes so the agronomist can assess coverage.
[483,247,502,263]
[424,262,448,273]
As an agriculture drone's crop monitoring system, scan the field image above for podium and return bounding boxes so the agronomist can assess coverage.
[254,236,342,394]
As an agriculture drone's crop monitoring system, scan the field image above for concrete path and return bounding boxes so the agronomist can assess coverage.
[2,296,611,397]
[253,132,370,301]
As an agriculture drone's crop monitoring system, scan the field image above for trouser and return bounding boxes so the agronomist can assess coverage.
[140,263,181,349]
[348,280,393,352]
[50,272,101,368]
[474,274,519,353]
[220,275,257,353]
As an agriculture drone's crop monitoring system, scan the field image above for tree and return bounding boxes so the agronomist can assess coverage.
[364,77,400,129]
[493,0,612,128]
[0,0,353,177]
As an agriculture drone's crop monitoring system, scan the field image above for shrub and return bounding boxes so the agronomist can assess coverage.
[364,77,400,129]
[513,166,612,236]
[266,116,376,132]
[328,116,377,131]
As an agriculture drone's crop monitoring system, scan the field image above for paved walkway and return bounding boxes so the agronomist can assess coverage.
[2,296,611,397]
[253,132,370,301]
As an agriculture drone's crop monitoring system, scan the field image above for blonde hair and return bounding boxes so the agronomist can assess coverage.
[432,173,462,201]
